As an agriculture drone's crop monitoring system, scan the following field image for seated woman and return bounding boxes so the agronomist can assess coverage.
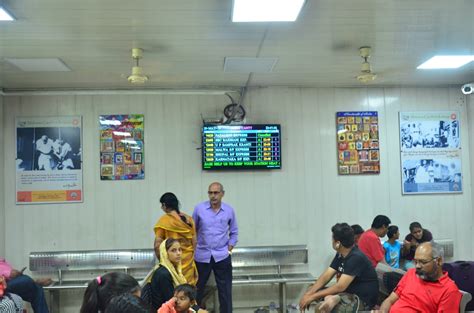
[1,257,51,313]
[0,275,24,313]
[299,223,379,312]
[80,272,141,313]
[150,239,187,311]
[402,222,433,270]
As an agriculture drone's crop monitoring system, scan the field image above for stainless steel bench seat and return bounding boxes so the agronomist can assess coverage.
[30,245,314,312]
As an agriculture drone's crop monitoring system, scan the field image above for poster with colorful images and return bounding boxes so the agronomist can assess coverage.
[336,111,380,175]
[99,114,144,180]
[400,111,462,194]
[16,116,83,204]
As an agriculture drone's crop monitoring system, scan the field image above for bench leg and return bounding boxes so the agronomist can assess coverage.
[279,282,287,313]
[48,290,60,313]
[214,287,219,313]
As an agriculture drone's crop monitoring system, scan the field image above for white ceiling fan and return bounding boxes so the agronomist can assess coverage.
[125,48,149,84]
[356,46,377,83]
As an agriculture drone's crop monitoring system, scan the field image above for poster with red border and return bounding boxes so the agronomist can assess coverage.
[16,116,83,204]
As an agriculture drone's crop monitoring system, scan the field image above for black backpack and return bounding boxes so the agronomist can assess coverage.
[383,271,404,294]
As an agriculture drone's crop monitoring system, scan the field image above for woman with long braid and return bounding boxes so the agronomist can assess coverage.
[154,193,198,286]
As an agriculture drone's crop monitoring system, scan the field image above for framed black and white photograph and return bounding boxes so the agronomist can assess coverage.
[400,111,462,194]
[16,116,83,204]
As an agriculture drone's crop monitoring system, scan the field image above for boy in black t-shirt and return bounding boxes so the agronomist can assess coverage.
[299,223,379,311]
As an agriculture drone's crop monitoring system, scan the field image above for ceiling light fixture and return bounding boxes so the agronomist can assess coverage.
[417,55,474,69]
[0,6,15,21]
[232,0,305,22]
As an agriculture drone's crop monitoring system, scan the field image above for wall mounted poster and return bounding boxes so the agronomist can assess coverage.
[336,111,380,175]
[99,114,144,180]
[400,111,461,194]
[16,116,83,204]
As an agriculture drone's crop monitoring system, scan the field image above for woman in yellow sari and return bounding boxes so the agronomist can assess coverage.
[154,192,198,286]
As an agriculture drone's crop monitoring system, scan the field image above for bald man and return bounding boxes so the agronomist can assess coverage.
[375,242,461,313]
[193,182,238,313]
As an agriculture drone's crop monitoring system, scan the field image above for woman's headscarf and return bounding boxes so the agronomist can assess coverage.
[159,239,187,286]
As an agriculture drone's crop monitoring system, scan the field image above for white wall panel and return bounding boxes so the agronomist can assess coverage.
[2,87,473,312]
[0,96,4,256]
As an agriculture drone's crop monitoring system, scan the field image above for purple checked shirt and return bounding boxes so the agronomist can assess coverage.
[193,201,239,263]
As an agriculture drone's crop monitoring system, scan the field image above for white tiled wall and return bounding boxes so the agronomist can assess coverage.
[1,87,472,312]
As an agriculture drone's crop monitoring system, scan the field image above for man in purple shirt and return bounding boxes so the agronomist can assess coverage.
[193,182,238,313]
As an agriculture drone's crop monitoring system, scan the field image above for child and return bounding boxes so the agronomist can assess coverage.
[80,272,141,313]
[383,225,402,268]
[158,284,200,313]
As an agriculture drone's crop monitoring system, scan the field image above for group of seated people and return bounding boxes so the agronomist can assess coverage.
[351,220,433,271]
[0,182,234,313]
[299,215,462,312]
[78,235,211,313]
[80,270,201,313]
[1,239,203,313]
[0,213,465,313]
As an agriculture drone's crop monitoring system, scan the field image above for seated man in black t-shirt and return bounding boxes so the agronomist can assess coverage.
[299,223,379,312]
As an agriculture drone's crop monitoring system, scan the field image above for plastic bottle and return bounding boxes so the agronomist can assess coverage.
[269,301,278,313]
[287,303,299,313]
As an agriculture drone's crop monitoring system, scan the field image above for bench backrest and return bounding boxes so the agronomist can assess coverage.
[29,249,155,272]
[437,239,454,259]
[30,245,308,274]
[231,245,308,268]
[29,245,308,272]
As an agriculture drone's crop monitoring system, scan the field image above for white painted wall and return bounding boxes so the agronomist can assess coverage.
[466,93,474,258]
[0,96,4,257]
[2,87,473,312]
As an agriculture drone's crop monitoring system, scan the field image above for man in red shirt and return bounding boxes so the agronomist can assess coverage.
[376,242,461,313]
[358,215,391,267]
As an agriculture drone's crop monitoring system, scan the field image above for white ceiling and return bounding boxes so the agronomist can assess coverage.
[0,0,473,90]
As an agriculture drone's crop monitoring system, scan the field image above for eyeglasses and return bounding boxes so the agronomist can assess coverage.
[413,257,437,266]
[208,191,221,195]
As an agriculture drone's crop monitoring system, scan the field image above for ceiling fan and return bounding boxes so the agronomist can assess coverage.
[126,48,148,84]
[356,46,377,83]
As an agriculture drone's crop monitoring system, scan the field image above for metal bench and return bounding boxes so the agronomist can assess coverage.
[30,245,314,313]
[230,245,315,311]
[29,249,155,312]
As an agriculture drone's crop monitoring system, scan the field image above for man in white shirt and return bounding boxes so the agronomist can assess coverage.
[35,135,53,170]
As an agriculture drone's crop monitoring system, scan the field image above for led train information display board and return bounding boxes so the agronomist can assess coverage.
[202,124,281,170]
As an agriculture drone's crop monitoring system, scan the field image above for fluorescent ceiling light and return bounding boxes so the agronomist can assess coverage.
[5,58,71,72]
[0,6,15,21]
[232,0,305,22]
[417,55,474,69]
